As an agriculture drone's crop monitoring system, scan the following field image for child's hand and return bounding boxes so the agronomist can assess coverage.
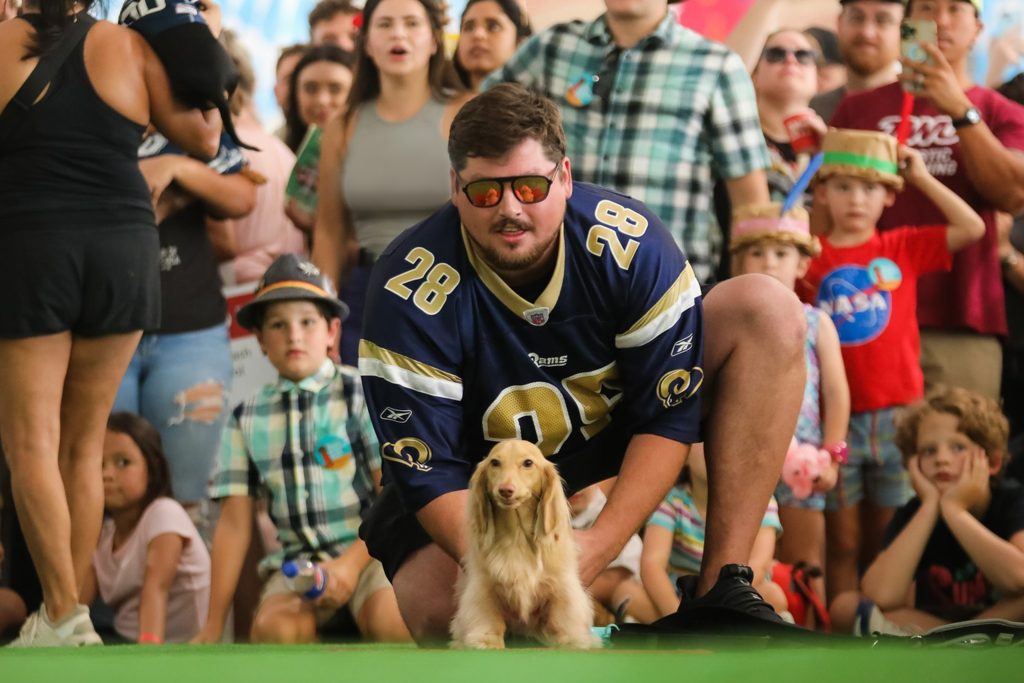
[190,624,223,644]
[812,461,839,494]
[806,113,828,143]
[941,449,992,514]
[908,455,940,505]
[139,155,183,209]
[316,561,358,610]
[897,145,929,185]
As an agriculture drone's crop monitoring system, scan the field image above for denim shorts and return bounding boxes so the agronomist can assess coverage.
[825,407,913,511]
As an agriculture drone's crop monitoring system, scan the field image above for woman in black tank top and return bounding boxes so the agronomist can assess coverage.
[0,0,221,647]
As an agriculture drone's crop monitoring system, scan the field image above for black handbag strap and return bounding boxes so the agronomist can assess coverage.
[0,13,96,143]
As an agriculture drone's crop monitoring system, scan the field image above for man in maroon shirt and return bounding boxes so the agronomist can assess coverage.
[829,0,1024,401]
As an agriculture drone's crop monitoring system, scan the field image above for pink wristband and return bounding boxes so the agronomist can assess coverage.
[825,441,849,465]
[138,632,162,645]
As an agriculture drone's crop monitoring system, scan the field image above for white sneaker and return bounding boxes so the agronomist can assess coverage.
[7,605,103,647]
[852,599,914,637]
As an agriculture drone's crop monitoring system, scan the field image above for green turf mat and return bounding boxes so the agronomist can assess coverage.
[1,642,1021,683]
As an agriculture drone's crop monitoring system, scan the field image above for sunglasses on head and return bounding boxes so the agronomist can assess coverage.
[762,46,818,65]
[458,161,561,208]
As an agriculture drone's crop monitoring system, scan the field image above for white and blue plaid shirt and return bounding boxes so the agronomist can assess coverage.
[484,12,769,283]
[210,360,380,574]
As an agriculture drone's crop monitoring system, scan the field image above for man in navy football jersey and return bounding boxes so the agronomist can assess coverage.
[356,84,806,641]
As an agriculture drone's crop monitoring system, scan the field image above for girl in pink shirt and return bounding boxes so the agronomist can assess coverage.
[81,413,210,644]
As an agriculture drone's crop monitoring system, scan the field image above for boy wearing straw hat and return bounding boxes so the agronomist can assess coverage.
[796,128,984,601]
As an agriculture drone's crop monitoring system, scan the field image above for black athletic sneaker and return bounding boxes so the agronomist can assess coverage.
[612,564,814,643]
[674,564,788,626]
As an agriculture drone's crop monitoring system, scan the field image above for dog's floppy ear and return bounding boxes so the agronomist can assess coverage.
[469,463,495,546]
[535,461,565,538]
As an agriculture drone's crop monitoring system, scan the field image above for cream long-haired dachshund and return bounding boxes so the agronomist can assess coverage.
[450,440,598,649]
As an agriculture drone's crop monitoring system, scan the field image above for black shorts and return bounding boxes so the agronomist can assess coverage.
[0,225,160,338]
[359,483,434,582]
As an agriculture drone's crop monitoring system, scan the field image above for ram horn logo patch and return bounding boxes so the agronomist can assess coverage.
[657,367,704,408]
[382,437,433,472]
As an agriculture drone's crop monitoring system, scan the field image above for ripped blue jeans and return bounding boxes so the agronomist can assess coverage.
[113,323,232,503]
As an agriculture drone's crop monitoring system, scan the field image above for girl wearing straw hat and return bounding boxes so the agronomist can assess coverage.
[796,128,984,602]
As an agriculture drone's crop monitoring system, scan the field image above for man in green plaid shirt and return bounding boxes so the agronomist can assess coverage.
[484,0,770,284]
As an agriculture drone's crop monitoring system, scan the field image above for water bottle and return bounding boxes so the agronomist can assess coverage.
[281,559,327,600]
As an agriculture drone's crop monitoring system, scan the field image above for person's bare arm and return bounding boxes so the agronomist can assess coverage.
[908,44,1024,215]
[171,161,257,219]
[138,533,186,643]
[310,118,357,288]
[415,490,470,565]
[997,212,1024,296]
[639,524,679,617]
[724,169,771,208]
[317,538,373,609]
[139,156,256,220]
[205,217,238,261]
[898,145,984,252]
[725,0,840,71]
[577,434,688,587]
[940,450,1024,594]
[747,525,778,589]
[861,457,940,609]
[191,496,253,644]
[813,311,849,493]
[135,34,221,160]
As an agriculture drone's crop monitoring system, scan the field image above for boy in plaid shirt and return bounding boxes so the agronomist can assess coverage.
[194,255,409,644]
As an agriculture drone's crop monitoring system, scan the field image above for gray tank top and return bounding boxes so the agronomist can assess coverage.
[342,98,452,257]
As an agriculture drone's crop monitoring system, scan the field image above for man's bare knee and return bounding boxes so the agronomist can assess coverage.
[391,545,458,645]
[706,274,806,351]
[251,608,315,644]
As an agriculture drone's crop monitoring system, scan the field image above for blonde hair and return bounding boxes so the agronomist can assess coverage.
[895,386,1010,470]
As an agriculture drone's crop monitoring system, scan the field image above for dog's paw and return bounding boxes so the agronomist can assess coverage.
[547,629,602,650]
[452,632,506,650]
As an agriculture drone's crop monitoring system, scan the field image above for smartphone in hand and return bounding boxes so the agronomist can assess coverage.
[901,19,937,94]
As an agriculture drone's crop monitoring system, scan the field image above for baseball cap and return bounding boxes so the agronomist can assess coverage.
[235,254,349,330]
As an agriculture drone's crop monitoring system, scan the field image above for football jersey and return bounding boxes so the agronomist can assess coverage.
[359,182,705,512]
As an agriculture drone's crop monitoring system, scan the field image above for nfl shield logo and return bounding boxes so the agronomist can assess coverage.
[524,307,550,326]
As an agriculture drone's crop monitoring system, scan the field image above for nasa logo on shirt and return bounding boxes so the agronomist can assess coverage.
[817,259,902,346]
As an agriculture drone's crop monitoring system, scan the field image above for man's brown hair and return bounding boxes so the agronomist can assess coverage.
[308,0,358,31]
[448,83,566,171]
[894,386,1010,468]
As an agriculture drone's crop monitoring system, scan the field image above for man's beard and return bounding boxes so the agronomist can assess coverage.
[470,217,560,273]
[843,41,895,78]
